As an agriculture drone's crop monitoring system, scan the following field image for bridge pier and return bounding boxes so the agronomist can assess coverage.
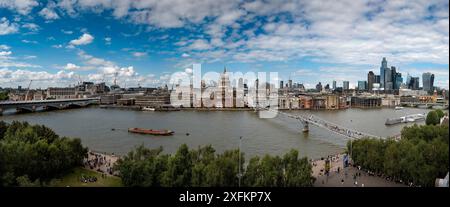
[302,121,309,133]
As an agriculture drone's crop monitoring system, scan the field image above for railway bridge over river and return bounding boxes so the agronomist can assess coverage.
[0,98,99,115]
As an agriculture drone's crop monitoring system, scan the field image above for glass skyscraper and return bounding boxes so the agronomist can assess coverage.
[380,57,388,88]
[422,72,435,92]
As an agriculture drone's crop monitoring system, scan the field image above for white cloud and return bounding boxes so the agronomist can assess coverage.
[104,37,111,45]
[22,22,40,32]
[0,0,38,15]
[186,39,212,50]
[39,1,60,20]
[0,44,10,50]
[0,51,12,56]
[23,55,36,59]
[69,33,94,46]
[61,29,73,34]
[21,39,38,44]
[132,52,147,58]
[0,17,19,35]
[52,44,63,48]
[181,53,190,58]
[63,63,81,70]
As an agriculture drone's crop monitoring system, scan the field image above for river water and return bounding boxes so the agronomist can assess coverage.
[0,107,432,159]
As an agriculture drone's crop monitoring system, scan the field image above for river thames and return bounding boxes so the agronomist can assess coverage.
[0,107,432,159]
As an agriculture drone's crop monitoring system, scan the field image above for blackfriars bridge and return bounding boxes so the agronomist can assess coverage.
[0,98,99,114]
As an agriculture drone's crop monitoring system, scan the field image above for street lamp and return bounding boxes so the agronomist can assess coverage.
[237,136,243,187]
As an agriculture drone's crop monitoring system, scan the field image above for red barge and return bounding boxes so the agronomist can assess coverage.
[128,128,174,136]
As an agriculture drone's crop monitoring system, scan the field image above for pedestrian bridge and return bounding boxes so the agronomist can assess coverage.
[257,107,383,140]
[0,98,99,114]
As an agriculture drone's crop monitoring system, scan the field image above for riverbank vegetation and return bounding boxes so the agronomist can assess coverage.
[114,144,315,187]
[0,121,88,186]
[348,110,449,187]
[0,91,8,101]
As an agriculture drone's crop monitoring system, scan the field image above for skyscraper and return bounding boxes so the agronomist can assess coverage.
[343,81,349,90]
[332,80,336,90]
[380,57,388,88]
[394,72,402,90]
[358,81,367,91]
[422,72,435,92]
[280,80,284,89]
[288,80,292,89]
[367,71,375,91]
[408,77,420,90]
[384,66,393,91]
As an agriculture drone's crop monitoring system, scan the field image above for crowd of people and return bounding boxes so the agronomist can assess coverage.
[83,151,116,176]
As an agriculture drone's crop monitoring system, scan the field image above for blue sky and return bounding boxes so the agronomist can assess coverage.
[0,0,448,89]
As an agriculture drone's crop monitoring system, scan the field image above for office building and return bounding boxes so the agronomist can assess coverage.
[367,71,375,91]
[422,72,435,92]
[358,81,367,91]
[343,81,349,90]
[380,57,388,88]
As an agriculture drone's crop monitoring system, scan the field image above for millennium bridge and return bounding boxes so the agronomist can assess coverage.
[0,98,99,114]
[257,107,386,140]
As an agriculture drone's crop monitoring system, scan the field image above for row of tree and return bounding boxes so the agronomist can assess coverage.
[0,121,88,186]
[0,91,8,101]
[114,144,315,187]
[349,110,449,187]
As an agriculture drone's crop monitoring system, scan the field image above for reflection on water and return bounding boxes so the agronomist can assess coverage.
[0,107,432,159]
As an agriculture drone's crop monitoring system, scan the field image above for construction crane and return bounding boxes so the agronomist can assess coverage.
[25,80,33,101]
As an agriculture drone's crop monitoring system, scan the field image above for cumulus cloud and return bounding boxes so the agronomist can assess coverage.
[21,22,40,32]
[0,17,19,35]
[69,33,94,46]
[186,39,212,50]
[0,51,12,56]
[63,63,81,70]
[0,48,41,68]
[52,44,63,48]
[0,44,10,50]
[39,1,60,20]
[0,0,38,15]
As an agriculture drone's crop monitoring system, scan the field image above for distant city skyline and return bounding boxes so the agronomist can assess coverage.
[0,0,448,89]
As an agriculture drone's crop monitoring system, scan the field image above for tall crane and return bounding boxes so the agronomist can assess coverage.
[25,80,33,101]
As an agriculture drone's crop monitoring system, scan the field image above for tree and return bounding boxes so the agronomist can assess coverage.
[349,123,449,187]
[0,121,88,187]
[116,144,314,187]
[435,109,445,120]
[426,111,439,125]
[0,91,8,101]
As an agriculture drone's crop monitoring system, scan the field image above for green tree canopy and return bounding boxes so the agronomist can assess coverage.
[426,111,440,125]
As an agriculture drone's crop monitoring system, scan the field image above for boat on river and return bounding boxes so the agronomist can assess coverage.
[128,128,174,135]
[142,107,155,111]
[385,113,425,125]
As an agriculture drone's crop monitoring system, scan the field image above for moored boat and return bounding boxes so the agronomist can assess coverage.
[142,107,155,111]
[128,128,174,135]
